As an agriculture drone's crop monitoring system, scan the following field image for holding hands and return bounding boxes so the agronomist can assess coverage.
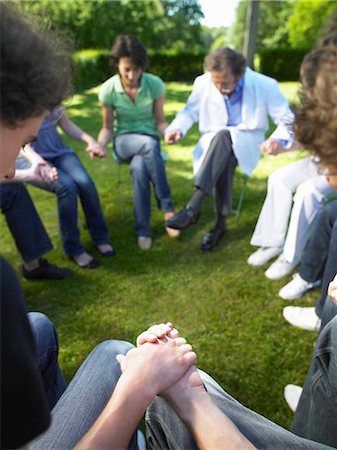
[260,138,287,155]
[164,129,183,145]
[116,322,197,400]
[85,138,107,160]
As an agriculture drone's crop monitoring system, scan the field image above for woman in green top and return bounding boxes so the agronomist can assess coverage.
[98,35,179,250]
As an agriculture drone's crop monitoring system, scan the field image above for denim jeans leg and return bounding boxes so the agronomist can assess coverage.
[28,312,66,410]
[136,136,174,213]
[320,296,337,330]
[53,153,109,246]
[114,133,174,213]
[15,154,84,256]
[30,340,138,450]
[315,212,337,317]
[130,155,152,236]
[146,369,332,449]
[291,316,337,448]
[300,202,337,284]
[0,183,52,261]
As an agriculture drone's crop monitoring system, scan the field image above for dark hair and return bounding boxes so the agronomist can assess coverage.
[0,4,72,127]
[110,35,149,70]
[204,47,246,79]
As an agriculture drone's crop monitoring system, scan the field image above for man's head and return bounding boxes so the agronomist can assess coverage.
[204,47,246,95]
[0,4,72,179]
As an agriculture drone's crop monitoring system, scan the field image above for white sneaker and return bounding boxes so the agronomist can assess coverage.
[265,254,299,280]
[284,384,303,412]
[283,306,322,331]
[137,236,152,250]
[247,247,282,266]
[279,273,321,300]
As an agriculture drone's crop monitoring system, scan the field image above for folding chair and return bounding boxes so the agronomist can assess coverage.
[232,172,249,218]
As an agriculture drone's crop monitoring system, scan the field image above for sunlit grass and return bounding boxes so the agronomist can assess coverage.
[1,80,319,431]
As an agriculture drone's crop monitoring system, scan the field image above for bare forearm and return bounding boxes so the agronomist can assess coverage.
[1,169,30,183]
[74,376,153,450]
[173,392,256,450]
[97,127,113,148]
[157,121,169,136]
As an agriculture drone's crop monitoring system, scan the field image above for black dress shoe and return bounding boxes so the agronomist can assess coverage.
[22,259,74,280]
[201,227,225,251]
[164,207,200,230]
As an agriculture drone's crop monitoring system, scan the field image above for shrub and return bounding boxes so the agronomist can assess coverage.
[72,49,207,90]
[258,47,311,81]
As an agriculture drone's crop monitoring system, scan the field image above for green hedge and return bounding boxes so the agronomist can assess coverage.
[258,47,311,81]
[72,47,310,91]
[72,49,206,91]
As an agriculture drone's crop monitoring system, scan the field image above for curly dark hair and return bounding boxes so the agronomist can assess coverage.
[204,47,246,79]
[0,4,72,127]
[110,35,149,70]
[294,13,337,169]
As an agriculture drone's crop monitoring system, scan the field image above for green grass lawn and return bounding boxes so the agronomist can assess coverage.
[0,81,319,430]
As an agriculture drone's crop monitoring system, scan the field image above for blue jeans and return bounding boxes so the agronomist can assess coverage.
[146,330,337,450]
[291,315,337,448]
[16,153,109,256]
[0,184,52,261]
[114,133,174,236]
[30,339,138,449]
[28,312,66,410]
[298,201,337,317]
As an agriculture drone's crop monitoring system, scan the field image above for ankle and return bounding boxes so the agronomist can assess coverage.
[23,259,40,271]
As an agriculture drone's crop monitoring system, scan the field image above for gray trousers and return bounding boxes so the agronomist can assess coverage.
[194,130,237,216]
[146,317,337,449]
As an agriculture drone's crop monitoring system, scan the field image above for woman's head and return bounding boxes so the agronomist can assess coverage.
[110,35,148,88]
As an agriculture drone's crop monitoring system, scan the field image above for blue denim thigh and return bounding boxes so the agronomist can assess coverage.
[30,340,136,449]
[0,183,52,261]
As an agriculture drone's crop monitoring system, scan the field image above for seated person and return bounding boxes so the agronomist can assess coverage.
[1,144,73,280]
[17,107,115,269]
[97,35,179,251]
[247,156,336,279]
[279,200,337,304]
[2,267,336,449]
[164,47,294,251]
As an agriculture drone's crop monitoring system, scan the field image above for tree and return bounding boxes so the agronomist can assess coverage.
[15,0,204,50]
[287,0,337,49]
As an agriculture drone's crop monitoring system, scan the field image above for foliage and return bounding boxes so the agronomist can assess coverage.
[15,0,204,50]
[259,47,310,81]
[72,49,206,90]
[1,81,318,431]
[228,0,336,53]
[287,0,337,49]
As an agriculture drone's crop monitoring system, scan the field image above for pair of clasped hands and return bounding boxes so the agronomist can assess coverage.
[116,322,204,406]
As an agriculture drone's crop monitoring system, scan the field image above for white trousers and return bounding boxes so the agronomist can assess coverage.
[250,157,336,262]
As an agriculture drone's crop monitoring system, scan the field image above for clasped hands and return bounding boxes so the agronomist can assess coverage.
[116,323,205,407]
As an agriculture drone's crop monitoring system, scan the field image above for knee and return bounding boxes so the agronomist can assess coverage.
[91,340,134,361]
[294,180,320,204]
[268,167,288,189]
[214,129,231,143]
[130,156,147,180]
[28,312,57,345]
[55,178,78,198]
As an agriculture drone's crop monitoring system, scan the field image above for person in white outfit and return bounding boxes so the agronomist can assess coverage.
[164,47,294,251]
[248,154,336,279]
